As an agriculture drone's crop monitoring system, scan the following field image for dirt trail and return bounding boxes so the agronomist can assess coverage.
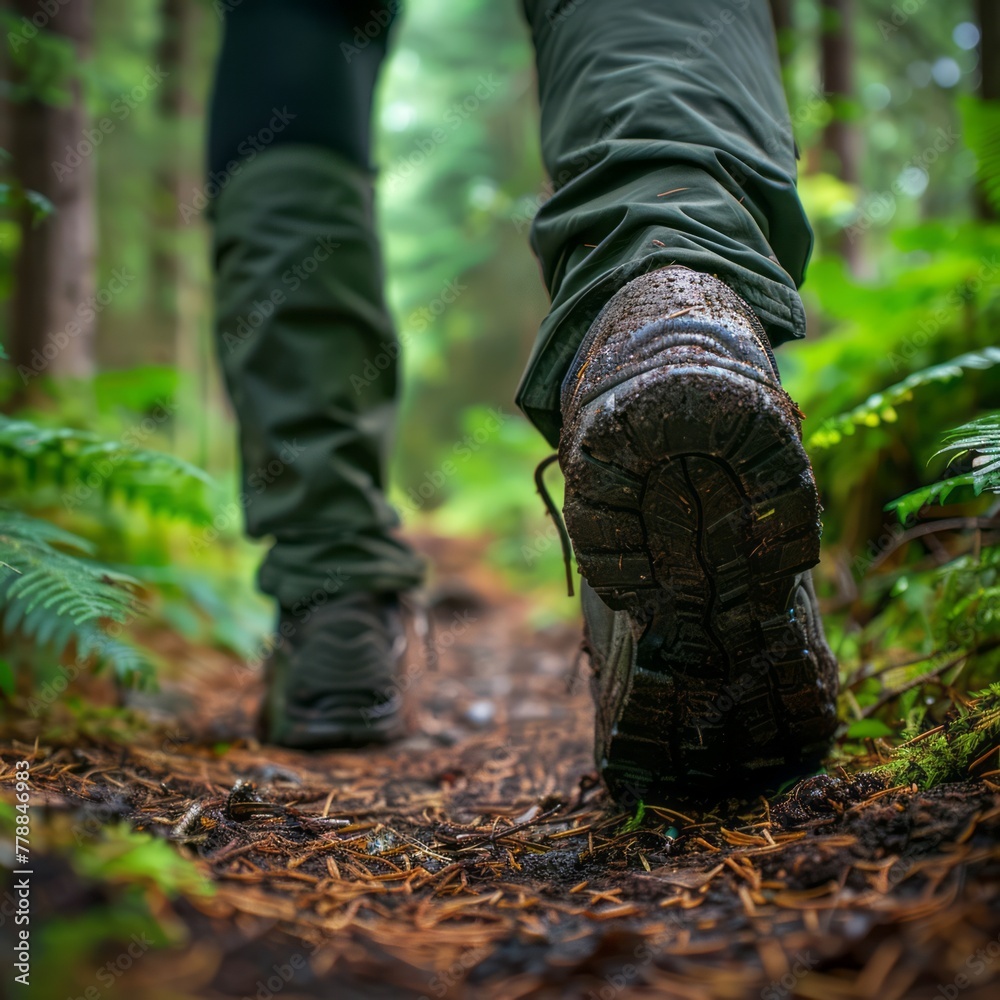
[2,536,1000,999]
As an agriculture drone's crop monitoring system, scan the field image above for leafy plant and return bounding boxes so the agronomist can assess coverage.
[0,415,214,524]
[807,348,1000,451]
[73,823,214,898]
[0,147,54,224]
[887,412,1000,521]
[876,683,1000,789]
[0,411,217,682]
[0,509,152,681]
[959,96,1000,215]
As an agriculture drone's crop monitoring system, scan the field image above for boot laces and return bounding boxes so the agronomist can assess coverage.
[534,454,575,598]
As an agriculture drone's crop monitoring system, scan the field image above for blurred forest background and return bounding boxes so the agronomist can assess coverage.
[1,0,999,724]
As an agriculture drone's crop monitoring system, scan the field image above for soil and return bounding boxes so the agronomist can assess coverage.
[2,534,999,999]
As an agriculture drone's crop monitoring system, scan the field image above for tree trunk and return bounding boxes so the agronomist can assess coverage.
[820,0,863,273]
[154,0,216,465]
[7,0,97,398]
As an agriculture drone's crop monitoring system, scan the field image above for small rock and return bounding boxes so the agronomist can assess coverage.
[465,699,495,726]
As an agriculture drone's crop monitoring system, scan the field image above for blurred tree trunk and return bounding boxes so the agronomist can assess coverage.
[8,0,97,401]
[154,0,193,348]
[154,0,208,460]
[820,0,862,274]
[976,0,999,220]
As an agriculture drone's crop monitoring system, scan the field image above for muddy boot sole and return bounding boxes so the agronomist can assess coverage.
[563,357,836,801]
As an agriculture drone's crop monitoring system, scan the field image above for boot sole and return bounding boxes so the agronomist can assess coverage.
[562,361,834,800]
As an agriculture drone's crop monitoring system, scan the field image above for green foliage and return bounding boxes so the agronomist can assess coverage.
[846,718,895,739]
[877,684,1000,789]
[0,509,152,680]
[618,801,647,833]
[0,166,54,224]
[888,411,1000,520]
[807,349,1000,450]
[1,14,86,107]
[0,414,214,523]
[73,823,214,898]
[959,96,1000,214]
[5,815,208,1000]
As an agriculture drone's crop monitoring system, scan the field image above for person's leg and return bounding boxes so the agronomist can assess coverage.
[517,0,812,446]
[208,0,422,745]
[518,0,837,799]
[209,0,422,610]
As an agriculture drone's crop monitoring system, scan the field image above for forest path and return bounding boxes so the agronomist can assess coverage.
[3,535,1000,999]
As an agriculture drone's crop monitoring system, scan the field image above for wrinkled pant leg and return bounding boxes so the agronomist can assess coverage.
[208,0,423,610]
[517,0,813,446]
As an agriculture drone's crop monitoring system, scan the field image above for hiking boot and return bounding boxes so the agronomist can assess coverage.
[259,591,407,748]
[559,266,838,802]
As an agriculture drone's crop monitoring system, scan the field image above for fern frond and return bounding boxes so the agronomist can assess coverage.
[0,416,214,524]
[935,412,1000,483]
[959,96,1000,214]
[887,411,1000,521]
[0,509,152,681]
[807,348,1000,450]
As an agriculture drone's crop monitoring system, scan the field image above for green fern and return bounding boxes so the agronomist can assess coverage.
[0,416,214,524]
[959,96,1000,214]
[807,348,1000,450]
[0,509,152,681]
[887,411,1000,521]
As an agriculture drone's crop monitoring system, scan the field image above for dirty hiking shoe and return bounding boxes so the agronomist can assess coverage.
[259,591,406,748]
[560,266,838,802]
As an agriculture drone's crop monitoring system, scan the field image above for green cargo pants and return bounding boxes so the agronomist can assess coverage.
[209,0,812,610]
